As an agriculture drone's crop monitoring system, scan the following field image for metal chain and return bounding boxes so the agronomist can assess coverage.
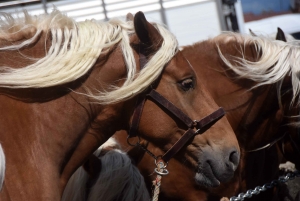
[230,170,300,201]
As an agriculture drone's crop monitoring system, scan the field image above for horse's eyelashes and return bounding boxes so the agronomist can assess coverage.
[179,78,194,91]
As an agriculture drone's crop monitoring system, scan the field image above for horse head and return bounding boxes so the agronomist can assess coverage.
[212,30,300,199]
[123,12,240,187]
[98,29,300,201]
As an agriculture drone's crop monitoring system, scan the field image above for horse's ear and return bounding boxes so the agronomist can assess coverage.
[249,29,257,37]
[276,27,287,42]
[275,28,290,88]
[134,11,162,49]
[126,13,134,21]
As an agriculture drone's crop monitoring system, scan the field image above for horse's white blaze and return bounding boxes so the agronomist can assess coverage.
[0,9,178,104]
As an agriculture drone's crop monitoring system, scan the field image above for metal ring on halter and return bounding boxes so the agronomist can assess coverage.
[192,120,198,127]
[154,155,168,168]
[127,135,141,146]
[154,168,169,176]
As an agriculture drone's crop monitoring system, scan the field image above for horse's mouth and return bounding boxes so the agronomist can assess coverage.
[195,162,220,187]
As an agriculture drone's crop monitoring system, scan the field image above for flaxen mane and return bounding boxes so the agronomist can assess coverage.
[0,9,178,104]
[215,32,300,104]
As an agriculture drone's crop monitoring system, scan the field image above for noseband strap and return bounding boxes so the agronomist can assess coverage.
[128,87,225,162]
[147,89,225,161]
[161,108,224,162]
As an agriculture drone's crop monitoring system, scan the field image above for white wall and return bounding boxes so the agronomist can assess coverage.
[0,0,222,46]
[165,1,222,46]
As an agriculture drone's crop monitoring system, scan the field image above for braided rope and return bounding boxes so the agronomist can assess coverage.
[126,140,169,201]
[151,161,164,201]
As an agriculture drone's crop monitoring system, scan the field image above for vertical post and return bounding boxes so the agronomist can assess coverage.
[41,0,47,14]
[159,0,168,26]
[101,0,109,21]
[234,0,245,33]
[215,0,227,31]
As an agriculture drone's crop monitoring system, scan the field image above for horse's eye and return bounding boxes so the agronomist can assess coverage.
[179,78,194,91]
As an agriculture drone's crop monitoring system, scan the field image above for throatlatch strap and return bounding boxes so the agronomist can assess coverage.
[128,48,147,138]
[128,94,147,138]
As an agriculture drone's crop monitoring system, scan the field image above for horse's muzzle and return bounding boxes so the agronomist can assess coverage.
[195,147,240,187]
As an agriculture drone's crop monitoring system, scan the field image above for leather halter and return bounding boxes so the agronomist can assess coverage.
[127,46,225,163]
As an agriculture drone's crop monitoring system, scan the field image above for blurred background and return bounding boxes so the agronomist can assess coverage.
[0,0,299,46]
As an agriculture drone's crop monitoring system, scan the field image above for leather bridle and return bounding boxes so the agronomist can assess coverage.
[127,47,225,163]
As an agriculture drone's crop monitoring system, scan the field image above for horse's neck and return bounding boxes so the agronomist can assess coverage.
[0,33,49,68]
[55,39,138,191]
[0,33,133,200]
[0,94,91,200]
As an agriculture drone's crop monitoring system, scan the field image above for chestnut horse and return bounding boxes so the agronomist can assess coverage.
[70,30,300,201]
[0,10,240,200]
[126,32,299,201]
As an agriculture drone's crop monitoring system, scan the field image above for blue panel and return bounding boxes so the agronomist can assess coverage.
[241,0,290,15]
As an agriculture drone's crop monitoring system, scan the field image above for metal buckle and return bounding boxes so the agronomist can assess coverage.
[154,158,169,176]
[154,155,168,168]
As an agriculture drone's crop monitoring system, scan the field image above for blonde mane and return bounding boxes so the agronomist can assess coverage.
[215,32,300,103]
[0,10,178,104]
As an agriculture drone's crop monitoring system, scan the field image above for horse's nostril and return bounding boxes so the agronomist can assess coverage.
[229,150,240,168]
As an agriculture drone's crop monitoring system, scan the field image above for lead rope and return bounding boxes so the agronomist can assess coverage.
[229,170,300,201]
[127,138,169,201]
[152,160,169,201]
